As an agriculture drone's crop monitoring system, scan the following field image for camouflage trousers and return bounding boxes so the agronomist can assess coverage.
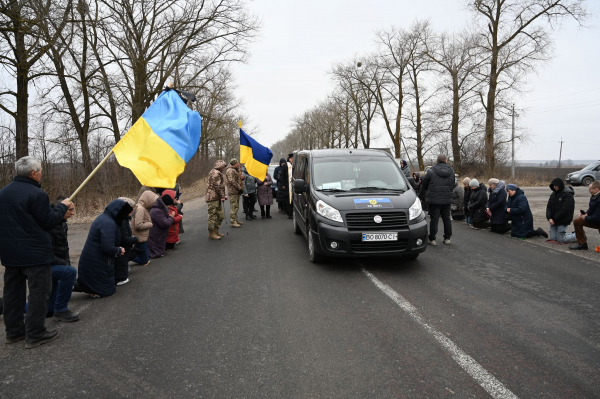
[207,200,224,231]
[229,194,240,223]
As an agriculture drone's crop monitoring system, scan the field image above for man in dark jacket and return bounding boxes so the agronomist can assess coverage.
[419,154,455,245]
[274,158,286,213]
[48,198,79,322]
[546,178,575,243]
[0,156,73,348]
[569,181,600,250]
[400,160,411,177]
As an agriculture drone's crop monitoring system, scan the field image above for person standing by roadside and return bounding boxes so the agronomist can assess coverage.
[225,159,243,228]
[242,165,258,220]
[275,158,287,213]
[257,172,274,219]
[545,178,575,244]
[569,181,600,250]
[486,178,509,234]
[400,160,411,177]
[418,154,455,245]
[131,191,159,265]
[0,156,72,348]
[506,184,548,239]
[206,160,228,240]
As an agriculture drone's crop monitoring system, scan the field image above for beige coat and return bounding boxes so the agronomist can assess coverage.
[131,191,159,242]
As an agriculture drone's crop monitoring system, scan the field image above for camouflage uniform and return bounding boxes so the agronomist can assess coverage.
[225,161,242,224]
[206,160,227,231]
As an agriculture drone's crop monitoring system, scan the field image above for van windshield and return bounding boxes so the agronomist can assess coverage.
[313,156,407,191]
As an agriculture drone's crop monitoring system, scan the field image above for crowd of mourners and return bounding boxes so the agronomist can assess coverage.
[0,156,185,348]
[412,154,600,251]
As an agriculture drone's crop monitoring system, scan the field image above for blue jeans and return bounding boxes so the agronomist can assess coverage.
[48,265,77,313]
[550,224,572,243]
[132,242,149,264]
[466,215,473,224]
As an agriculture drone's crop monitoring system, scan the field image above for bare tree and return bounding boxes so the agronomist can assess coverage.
[0,0,72,158]
[425,29,485,173]
[470,0,588,174]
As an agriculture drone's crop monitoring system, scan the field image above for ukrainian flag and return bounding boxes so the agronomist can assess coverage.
[113,90,201,188]
[240,129,273,181]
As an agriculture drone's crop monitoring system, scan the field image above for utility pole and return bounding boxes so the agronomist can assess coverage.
[558,138,564,169]
[511,104,515,179]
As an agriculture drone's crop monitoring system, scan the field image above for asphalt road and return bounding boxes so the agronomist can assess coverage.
[1,198,599,398]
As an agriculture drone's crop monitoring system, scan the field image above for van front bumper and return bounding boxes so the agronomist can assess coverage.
[314,218,428,257]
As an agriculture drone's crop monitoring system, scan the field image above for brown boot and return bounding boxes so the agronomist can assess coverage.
[208,229,221,240]
[236,220,244,225]
[231,222,241,228]
[216,229,225,237]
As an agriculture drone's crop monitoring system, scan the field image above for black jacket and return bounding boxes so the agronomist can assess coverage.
[486,181,508,224]
[115,215,138,282]
[468,184,488,222]
[463,187,472,216]
[0,176,67,267]
[506,189,534,238]
[276,159,289,202]
[585,192,600,225]
[545,178,575,226]
[50,220,70,266]
[77,199,132,297]
[418,162,455,205]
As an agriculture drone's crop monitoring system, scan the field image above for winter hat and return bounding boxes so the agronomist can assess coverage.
[506,184,519,191]
[462,177,471,185]
[488,178,500,186]
[229,158,239,165]
[161,193,174,206]
[469,178,479,188]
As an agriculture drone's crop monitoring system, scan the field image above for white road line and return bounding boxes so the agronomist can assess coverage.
[362,268,519,399]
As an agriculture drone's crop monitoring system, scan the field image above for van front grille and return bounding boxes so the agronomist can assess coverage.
[345,212,408,230]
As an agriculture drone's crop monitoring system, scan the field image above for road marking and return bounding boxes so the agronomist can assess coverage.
[361,268,519,399]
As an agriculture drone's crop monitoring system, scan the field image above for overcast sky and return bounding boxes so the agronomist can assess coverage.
[231,0,600,162]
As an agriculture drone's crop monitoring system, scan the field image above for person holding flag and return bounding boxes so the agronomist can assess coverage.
[239,128,273,184]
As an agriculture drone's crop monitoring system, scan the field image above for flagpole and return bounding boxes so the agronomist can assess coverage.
[68,150,115,201]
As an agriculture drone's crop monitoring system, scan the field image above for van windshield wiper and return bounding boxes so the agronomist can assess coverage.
[316,188,347,192]
[349,187,404,192]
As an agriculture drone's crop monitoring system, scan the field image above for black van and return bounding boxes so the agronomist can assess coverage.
[292,149,428,262]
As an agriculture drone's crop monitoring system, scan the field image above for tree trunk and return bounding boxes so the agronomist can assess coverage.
[451,73,461,174]
[484,41,499,175]
[15,27,29,159]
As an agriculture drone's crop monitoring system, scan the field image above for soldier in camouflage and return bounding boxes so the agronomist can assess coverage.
[225,158,243,228]
[206,160,228,240]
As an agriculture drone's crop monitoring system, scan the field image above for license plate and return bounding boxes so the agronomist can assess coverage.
[362,232,398,242]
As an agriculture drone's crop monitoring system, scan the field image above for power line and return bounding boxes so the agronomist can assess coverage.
[527,87,600,102]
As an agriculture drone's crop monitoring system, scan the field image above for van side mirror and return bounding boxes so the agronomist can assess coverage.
[294,179,306,193]
[407,177,417,190]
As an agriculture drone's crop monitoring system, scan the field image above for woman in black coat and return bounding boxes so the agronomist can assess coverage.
[467,179,488,229]
[486,179,509,234]
[275,158,286,213]
[462,178,473,225]
[75,199,132,297]
[114,198,138,285]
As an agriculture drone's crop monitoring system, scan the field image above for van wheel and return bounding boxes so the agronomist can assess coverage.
[308,230,324,263]
[402,253,419,260]
[582,176,594,186]
[293,211,301,235]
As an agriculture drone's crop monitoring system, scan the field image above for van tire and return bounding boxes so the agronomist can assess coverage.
[582,176,594,186]
[293,211,301,235]
[308,230,324,263]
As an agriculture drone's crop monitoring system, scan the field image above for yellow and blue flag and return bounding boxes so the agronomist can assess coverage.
[113,90,201,188]
[239,129,273,181]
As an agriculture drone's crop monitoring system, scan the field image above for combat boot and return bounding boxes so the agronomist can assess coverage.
[236,220,244,225]
[231,222,241,228]
[208,229,222,240]
[216,229,225,237]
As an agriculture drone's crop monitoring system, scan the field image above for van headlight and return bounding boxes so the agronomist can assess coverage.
[316,200,343,223]
[409,197,422,220]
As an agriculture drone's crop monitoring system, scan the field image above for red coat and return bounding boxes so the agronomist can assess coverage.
[166,205,182,243]
[163,190,182,244]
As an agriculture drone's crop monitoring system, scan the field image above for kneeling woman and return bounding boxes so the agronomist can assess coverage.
[506,184,548,239]
[74,199,132,298]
